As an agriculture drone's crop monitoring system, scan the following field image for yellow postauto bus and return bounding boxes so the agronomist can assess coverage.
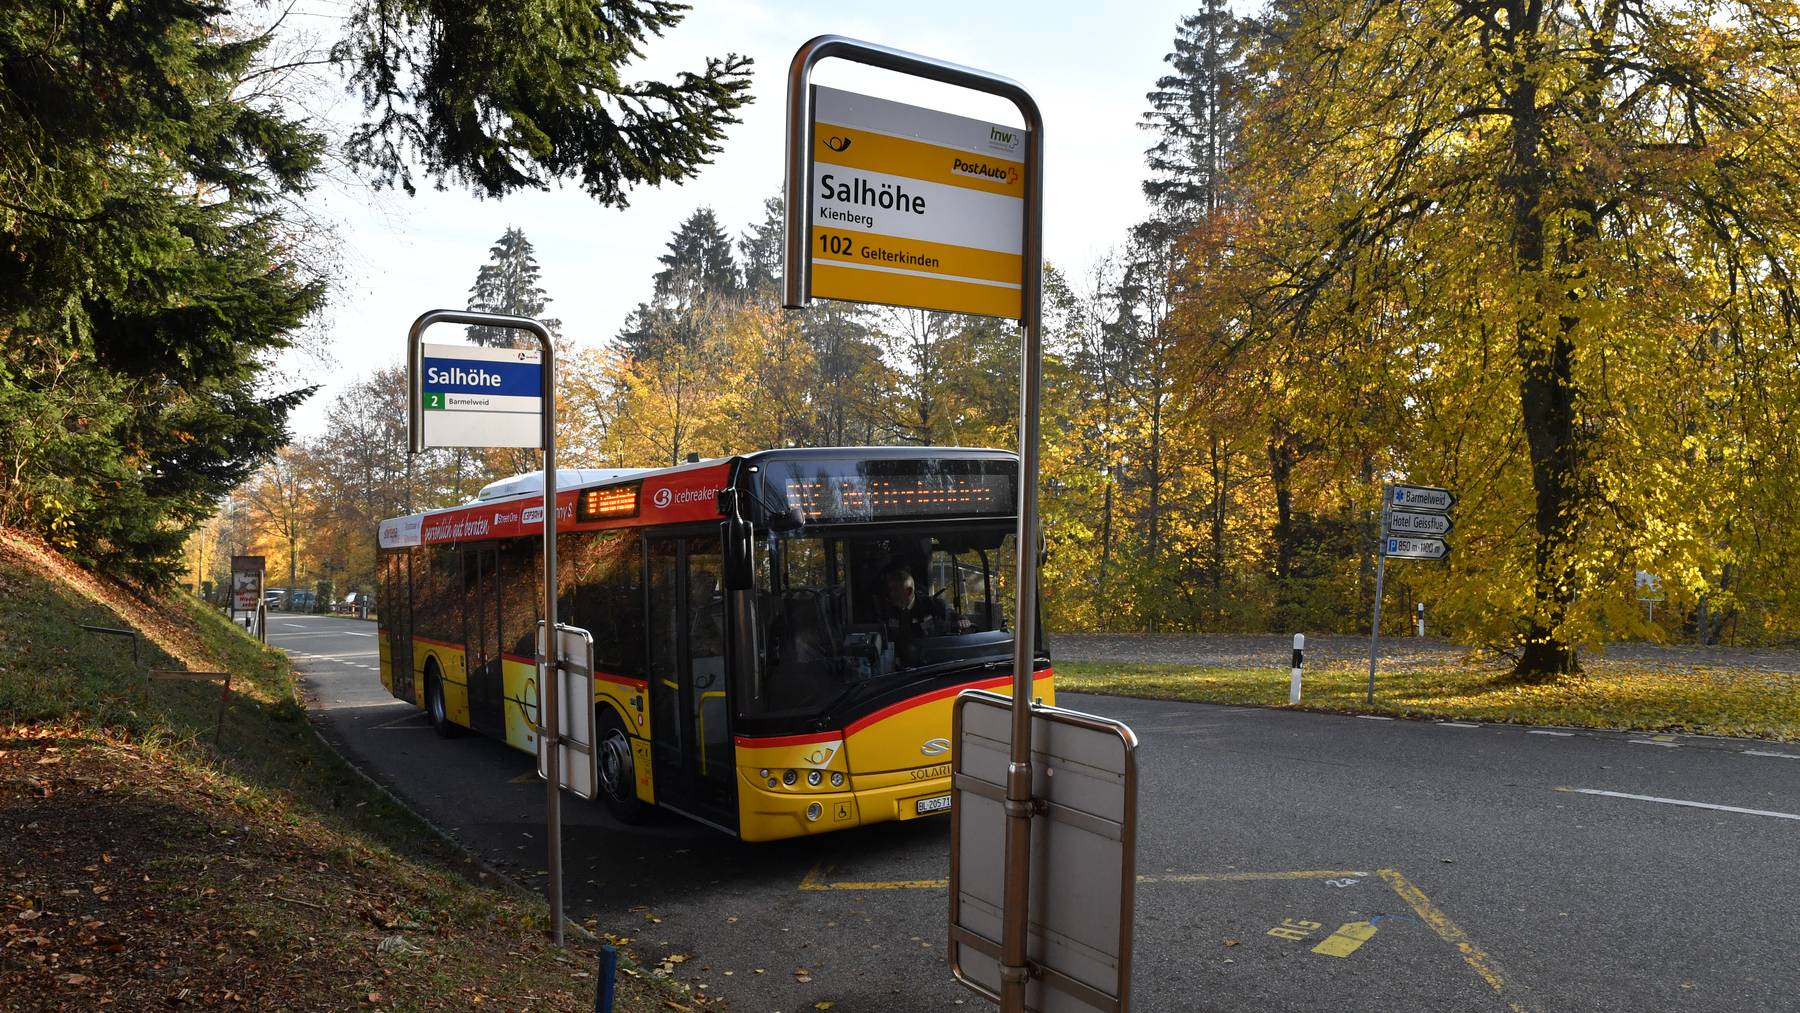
[375,447,1052,842]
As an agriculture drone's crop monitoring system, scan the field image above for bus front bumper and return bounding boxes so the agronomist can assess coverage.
[736,770,953,843]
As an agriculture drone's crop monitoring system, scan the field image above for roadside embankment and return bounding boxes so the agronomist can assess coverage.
[0,530,694,1011]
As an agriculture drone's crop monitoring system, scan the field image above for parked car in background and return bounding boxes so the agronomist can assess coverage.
[285,589,317,613]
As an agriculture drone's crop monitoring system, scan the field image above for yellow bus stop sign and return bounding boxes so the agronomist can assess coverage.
[806,85,1026,319]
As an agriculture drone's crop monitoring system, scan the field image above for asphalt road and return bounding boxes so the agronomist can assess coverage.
[274,615,1800,1012]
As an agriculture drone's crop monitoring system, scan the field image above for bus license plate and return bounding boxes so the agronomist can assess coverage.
[915,794,952,816]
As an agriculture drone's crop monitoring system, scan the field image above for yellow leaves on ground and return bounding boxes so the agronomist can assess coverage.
[1058,661,1800,741]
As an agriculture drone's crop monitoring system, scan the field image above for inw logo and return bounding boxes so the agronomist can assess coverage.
[989,126,1017,146]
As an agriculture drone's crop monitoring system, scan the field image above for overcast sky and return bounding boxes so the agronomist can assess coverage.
[281,0,1204,436]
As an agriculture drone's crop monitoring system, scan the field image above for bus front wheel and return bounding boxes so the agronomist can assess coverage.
[596,710,647,824]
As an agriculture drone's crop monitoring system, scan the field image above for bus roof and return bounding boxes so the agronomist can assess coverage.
[377,447,1018,549]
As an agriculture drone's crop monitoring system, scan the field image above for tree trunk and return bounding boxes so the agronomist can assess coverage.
[1506,9,1580,680]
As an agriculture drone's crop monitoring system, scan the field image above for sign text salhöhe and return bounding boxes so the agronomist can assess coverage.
[418,342,544,449]
[808,85,1025,319]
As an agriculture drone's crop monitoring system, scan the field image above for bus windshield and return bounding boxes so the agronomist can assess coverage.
[741,523,1020,720]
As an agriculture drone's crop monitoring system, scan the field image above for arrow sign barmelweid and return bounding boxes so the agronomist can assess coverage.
[1389,483,1456,512]
[1386,510,1454,536]
[1386,536,1450,560]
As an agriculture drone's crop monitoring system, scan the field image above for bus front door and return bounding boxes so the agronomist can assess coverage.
[385,553,414,704]
[647,535,738,833]
[463,545,504,738]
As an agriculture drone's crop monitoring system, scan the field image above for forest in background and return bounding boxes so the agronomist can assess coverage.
[213,0,1800,666]
[4,3,1794,678]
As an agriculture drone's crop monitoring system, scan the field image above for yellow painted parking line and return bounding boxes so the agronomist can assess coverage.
[800,865,1371,892]
[1312,920,1378,957]
[1378,869,1538,1012]
[799,860,948,892]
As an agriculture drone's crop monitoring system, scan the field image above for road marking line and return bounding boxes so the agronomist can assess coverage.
[342,632,375,637]
[800,861,946,891]
[1439,722,1481,728]
[1378,869,1534,1010]
[1312,920,1378,958]
[1743,750,1800,760]
[281,622,306,628]
[1557,787,1800,821]
[1140,869,1369,884]
[1629,740,1680,748]
[1356,715,1394,721]
[1528,730,1574,737]
[372,713,430,730]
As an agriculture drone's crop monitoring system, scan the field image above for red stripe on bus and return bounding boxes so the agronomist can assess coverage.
[842,675,1010,736]
[734,730,843,749]
[414,635,462,651]
[732,670,1053,748]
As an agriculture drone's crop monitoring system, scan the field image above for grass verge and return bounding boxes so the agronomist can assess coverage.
[0,530,705,1011]
[1057,658,1800,741]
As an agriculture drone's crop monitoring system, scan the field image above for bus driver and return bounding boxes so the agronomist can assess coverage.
[879,567,971,651]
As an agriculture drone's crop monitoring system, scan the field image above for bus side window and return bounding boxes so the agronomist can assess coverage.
[500,538,539,660]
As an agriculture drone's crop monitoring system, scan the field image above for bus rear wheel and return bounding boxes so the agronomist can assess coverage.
[425,669,460,739]
[596,710,647,824]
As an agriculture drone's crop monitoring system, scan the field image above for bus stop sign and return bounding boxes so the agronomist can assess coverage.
[416,342,544,449]
[951,690,1139,1012]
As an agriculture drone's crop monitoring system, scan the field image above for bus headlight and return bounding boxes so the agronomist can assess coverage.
[807,770,823,787]
[806,802,822,821]
[782,769,797,786]
[830,771,845,788]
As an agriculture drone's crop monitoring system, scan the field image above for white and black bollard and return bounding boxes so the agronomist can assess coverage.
[1415,601,1425,637]
[1289,633,1305,704]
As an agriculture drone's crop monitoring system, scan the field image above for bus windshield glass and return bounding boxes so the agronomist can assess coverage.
[741,523,1019,720]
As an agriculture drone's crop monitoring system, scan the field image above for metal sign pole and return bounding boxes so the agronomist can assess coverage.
[407,309,563,946]
[783,37,1044,1012]
[1367,484,1390,705]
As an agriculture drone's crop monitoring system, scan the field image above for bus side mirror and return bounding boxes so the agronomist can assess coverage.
[721,489,754,591]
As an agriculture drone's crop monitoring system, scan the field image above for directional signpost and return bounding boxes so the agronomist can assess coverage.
[1368,483,1456,703]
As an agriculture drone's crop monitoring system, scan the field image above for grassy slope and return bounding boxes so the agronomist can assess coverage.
[0,530,704,1011]
[1057,657,1800,741]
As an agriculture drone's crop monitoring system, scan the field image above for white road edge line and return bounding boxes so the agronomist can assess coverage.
[1356,715,1394,721]
[1559,788,1800,822]
[1528,730,1574,737]
[1629,740,1681,748]
[1743,750,1800,760]
[1439,722,1481,728]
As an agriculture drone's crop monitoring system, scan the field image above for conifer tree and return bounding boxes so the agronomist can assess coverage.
[465,227,561,346]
